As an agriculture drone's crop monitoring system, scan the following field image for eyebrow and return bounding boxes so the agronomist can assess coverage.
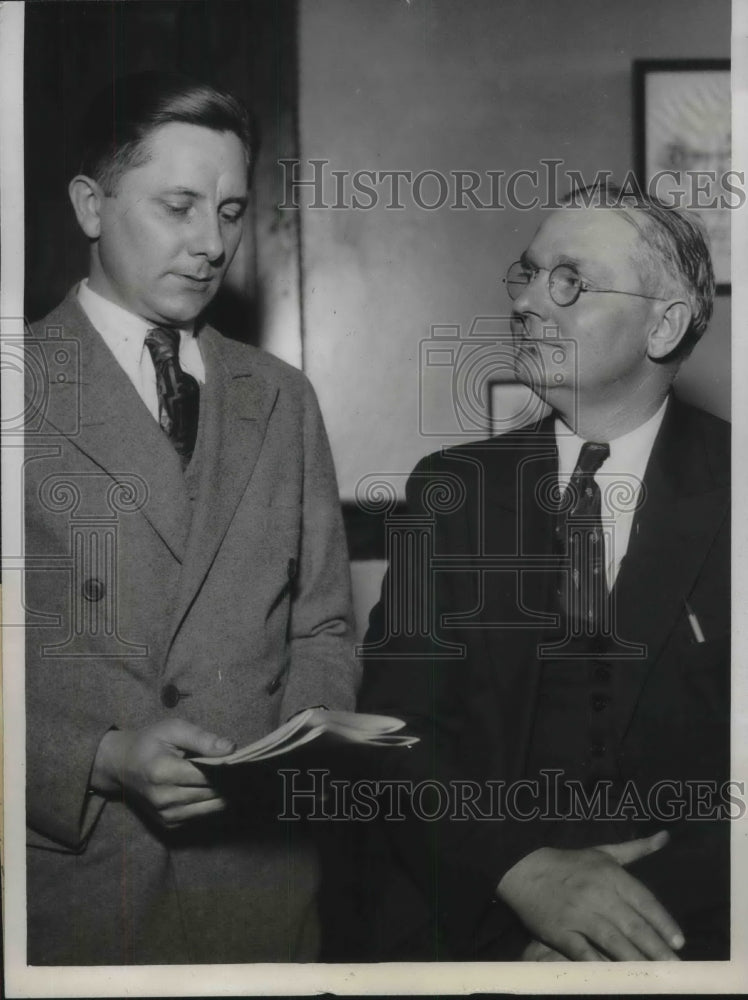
[521,251,584,271]
[160,187,248,207]
[520,249,615,284]
[556,253,616,284]
[161,187,201,199]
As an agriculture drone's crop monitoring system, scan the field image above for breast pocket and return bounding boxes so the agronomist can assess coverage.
[678,632,730,718]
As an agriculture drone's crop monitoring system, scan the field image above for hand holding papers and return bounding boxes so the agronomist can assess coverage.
[192,709,418,766]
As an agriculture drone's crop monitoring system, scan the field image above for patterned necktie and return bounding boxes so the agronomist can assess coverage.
[554,441,610,635]
[144,326,200,469]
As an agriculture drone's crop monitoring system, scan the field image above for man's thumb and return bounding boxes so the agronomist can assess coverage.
[596,830,670,866]
[204,733,236,756]
[168,719,235,756]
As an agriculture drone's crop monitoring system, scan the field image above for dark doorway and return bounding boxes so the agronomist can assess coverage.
[24,0,300,348]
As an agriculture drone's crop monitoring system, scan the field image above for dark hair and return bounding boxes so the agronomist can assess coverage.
[78,71,254,194]
[562,181,715,360]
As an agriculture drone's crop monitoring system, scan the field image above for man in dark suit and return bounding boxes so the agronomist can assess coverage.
[359,186,729,962]
[25,72,359,964]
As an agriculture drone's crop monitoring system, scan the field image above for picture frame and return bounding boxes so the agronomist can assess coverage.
[633,58,731,292]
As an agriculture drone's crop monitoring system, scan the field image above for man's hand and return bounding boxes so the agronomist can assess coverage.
[522,939,574,962]
[497,831,684,961]
[90,719,236,828]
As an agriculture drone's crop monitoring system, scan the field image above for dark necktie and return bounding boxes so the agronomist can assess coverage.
[554,441,610,635]
[144,326,200,469]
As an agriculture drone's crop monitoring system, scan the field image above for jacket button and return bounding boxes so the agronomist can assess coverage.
[161,683,181,709]
[589,742,607,758]
[287,557,297,580]
[82,577,105,602]
[590,693,610,712]
[593,664,611,684]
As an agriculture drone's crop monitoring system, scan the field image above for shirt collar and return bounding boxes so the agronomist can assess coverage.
[77,278,195,343]
[554,397,669,485]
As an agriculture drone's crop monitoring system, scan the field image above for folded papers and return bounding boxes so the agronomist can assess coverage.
[192,708,418,765]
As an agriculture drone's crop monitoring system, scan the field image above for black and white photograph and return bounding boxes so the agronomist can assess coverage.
[1,0,746,995]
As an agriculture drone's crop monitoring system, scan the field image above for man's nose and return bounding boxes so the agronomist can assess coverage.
[511,269,548,314]
[189,210,225,263]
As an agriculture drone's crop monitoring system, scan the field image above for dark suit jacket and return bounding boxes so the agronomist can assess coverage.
[359,396,730,961]
[25,293,360,964]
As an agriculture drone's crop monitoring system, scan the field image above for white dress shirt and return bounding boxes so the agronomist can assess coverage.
[554,398,668,589]
[77,279,206,422]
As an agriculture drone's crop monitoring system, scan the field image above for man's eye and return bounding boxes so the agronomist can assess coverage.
[553,269,582,288]
[164,203,191,216]
[513,268,535,284]
[220,208,244,224]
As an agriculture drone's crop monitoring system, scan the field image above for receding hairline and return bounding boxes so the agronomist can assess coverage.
[612,205,691,299]
[77,72,254,194]
[538,203,687,299]
[91,121,252,195]
[128,120,251,164]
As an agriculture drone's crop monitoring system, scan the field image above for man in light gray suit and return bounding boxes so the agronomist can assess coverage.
[25,71,359,965]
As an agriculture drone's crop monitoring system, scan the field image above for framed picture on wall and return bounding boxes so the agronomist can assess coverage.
[633,59,731,292]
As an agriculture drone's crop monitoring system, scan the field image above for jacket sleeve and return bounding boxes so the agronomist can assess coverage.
[25,566,110,852]
[626,821,730,959]
[358,453,547,957]
[279,375,360,719]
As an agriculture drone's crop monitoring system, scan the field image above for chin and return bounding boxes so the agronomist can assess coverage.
[512,356,543,390]
[152,298,209,327]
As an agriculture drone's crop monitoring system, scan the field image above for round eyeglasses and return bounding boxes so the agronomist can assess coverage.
[503,261,669,308]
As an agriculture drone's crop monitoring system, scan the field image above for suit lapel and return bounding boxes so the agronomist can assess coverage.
[610,397,729,734]
[477,400,728,771]
[32,295,191,560]
[476,423,558,778]
[165,327,278,652]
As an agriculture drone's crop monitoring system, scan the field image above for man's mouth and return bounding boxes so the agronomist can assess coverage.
[510,314,536,347]
[179,274,213,283]
[510,312,530,335]
[511,313,560,344]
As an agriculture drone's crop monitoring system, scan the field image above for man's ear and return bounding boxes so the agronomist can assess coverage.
[647,300,692,360]
[68,175,106,239]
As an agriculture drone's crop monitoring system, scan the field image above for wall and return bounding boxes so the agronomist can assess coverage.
[296,0,732,634]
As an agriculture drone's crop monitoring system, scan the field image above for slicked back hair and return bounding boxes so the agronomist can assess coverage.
[562,181,715,361]
[78,71,254,195]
